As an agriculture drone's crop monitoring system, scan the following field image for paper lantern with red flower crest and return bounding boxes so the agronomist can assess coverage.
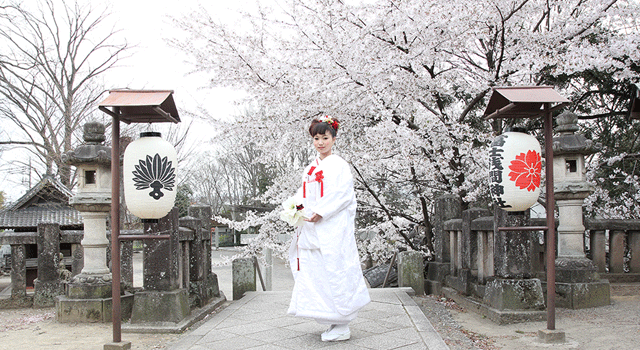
[489,131,542,212]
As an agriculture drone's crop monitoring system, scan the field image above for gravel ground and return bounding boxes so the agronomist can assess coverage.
[1,293,638,349]
[413,294,498,350]
[0,306,182,350]
[413,293,640,350]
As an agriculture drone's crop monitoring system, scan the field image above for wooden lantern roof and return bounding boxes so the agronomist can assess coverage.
[98,89,180,124]
[484,86,570,120]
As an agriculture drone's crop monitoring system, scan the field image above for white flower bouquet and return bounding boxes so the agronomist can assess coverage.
[280,197,306,227]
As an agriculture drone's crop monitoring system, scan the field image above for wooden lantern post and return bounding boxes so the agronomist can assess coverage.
[484,86,570,333]
[98,90,180,349]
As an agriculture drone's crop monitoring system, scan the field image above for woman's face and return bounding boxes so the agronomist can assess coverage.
[313,131,335,159]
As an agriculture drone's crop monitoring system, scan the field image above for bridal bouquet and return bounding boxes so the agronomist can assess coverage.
[280,197,305,227]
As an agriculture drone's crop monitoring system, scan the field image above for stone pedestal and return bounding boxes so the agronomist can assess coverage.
[104,341,132,350]
[55,209,114,320]
[538,329,566,344]
[553,257,611,308]
[483,278,545,311]
[57,292,134,323]
[553,197,610,309]
[77,211,110,275]
[398,251,424,295]
[130,289,190,324]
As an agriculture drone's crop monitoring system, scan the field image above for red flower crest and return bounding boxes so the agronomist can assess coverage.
[508,150,541,191]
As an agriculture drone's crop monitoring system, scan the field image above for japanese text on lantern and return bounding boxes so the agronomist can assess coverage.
[489,135,512,209]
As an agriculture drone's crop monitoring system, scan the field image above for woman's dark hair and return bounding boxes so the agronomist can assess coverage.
[309,117,339,137]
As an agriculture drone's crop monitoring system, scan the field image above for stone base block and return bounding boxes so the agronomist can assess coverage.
[188,274,221,308]
[104,293,134,322]
[426,262,450,282]
[445,269,473,295]
[443,287,546,325]
[472,283,486,299]
[425,280,442,296]
[130,289,190,324]
[0,296,33,309]
[207,273,220,298]
[554,280,611,309]
[556,257,599,283]
[67,281,112,299]
[123,292,226,334]
[483,278,545,311]
[34,281,65,308]
[104,341,132,350]
[538,329,566,343]
[56,293,134,323]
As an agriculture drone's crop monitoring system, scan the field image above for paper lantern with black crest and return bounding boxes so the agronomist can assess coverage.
[123,132,177,221]
[489,131,542,212]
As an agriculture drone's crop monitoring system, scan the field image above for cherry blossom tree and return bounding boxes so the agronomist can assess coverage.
[173,0,640,262]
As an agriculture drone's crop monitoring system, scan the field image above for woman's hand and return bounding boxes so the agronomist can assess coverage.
[305,213,323,223]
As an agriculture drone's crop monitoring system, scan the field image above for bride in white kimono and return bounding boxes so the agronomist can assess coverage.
[287,116,370,342]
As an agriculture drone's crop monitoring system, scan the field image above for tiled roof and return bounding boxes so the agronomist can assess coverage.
[0,205,82,229]
[0,175,82,229]
[7,175,73,211]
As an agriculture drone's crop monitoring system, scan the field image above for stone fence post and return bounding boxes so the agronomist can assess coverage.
[492,209,533,278]
[398,251,424,295]
[143,208,180,291]
[232,258,256,300]
[10,244,27,299]
[482,209,545,313]
[433,195,462,263]
[188,206,213,277]
[130,207,190,324]
[426,195,462,295]
[34,223,64,307]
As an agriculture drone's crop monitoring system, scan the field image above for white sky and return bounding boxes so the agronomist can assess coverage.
[1,0,372,202]
[1,0,243,202]
[106,0,243,122]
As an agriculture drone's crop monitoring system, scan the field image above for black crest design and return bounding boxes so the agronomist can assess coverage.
[132,154,176,200]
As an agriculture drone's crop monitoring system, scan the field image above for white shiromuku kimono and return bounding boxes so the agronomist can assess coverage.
[287,154,371,324]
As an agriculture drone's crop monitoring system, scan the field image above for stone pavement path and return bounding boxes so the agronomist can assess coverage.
[166,288,449,350]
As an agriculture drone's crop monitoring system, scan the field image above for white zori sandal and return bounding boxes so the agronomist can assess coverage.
[321,324,350,341]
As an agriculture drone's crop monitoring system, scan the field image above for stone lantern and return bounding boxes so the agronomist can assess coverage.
[552,111,610,308]
[56,121,123,322]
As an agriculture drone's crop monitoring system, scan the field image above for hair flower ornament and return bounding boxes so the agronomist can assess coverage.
[319,115,339,131]
[280,197,306,227]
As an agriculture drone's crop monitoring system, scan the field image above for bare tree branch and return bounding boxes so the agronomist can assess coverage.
[0,0,129,188]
